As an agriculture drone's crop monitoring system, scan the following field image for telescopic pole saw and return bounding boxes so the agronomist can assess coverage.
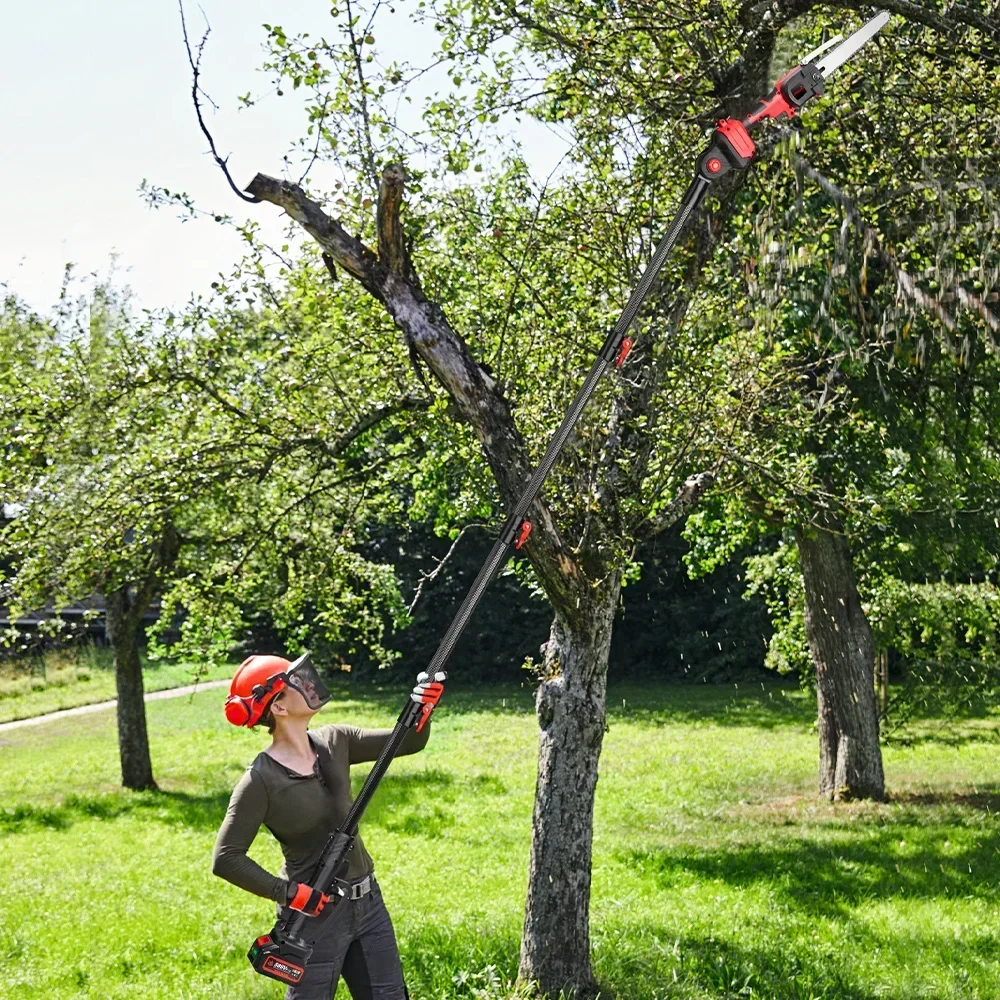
[248,10,891,984]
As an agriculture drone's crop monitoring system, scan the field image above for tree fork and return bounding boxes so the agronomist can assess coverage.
[245,168,590,622]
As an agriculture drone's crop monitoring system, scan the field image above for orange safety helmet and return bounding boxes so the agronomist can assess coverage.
[224,652,330,728]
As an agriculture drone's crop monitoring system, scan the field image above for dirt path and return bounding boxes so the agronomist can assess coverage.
[0,678,230,733]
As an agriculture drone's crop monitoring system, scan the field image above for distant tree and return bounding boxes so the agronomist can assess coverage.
[1,285,179,789]
[0,276,423,789]
[141,255,427,666]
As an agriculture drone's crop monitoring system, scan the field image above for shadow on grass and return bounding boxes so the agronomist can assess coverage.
[604,681,814,730]
[882,723,1000,749]
[0,787,233,836]
[399,919,892,1000]
[893,787,1000,811]
[359,768,509,836]
[358,767,458,837]
[0,768,509,839]
[332,679,817,731]
[621,805,1000,920]
[355,680,995,745]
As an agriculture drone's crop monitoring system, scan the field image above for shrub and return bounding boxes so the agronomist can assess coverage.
[868,579,1000,723]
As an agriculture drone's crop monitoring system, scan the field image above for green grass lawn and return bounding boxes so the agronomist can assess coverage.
[0,648,233,723]
[0,680,997,999]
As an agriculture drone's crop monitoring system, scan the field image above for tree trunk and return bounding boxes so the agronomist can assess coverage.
[105,585,157,791]
[519,575,620,999]
[795,516,885,802]
[877,649,889,715]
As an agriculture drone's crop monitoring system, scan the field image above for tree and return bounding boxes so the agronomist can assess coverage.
[170,3,732,993]
[0,274,422,789]
[1,284,180,789]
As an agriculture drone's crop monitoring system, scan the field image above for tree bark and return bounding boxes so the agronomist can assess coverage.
[102,524,179,791]
[795,513,886,801]
[105,584,157,791]
[519,576,621,999]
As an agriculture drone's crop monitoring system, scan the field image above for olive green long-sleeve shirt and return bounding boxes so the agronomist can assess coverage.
[212,722,429,902]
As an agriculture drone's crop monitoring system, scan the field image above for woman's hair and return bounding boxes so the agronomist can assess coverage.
[260,690,284,734]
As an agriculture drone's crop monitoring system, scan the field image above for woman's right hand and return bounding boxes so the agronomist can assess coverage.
[287,882,330,917]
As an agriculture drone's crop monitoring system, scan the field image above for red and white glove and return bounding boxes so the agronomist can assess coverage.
[410,670,446,731]
[287,882,330,917]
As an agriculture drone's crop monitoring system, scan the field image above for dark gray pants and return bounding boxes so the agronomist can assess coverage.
[282,879,407,1000]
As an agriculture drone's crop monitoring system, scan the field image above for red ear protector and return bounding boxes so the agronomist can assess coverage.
[224,694,254,727]
[225,675,288,727]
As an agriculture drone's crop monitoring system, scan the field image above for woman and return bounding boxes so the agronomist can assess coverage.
[213,652,445,1000]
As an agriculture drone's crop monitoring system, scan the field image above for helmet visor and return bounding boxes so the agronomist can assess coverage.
[285,653,331,710]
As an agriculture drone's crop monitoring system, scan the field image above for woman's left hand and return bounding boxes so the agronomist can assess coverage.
[410,671,446,707]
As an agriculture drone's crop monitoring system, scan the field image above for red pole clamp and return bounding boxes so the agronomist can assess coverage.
[515,520,532,550]
[615,336,634,368]
[415,702,434,733]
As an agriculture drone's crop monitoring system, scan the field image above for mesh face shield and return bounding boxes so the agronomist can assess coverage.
[285,653,331,710]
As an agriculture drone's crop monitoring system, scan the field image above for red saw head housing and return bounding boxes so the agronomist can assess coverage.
[224,652,331,728]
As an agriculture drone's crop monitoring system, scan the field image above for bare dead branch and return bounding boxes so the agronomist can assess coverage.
[246,173,379,284]
[178,1,260,204]
[344,0,380,191]
[406,523,489,615]
[377,163,409,276]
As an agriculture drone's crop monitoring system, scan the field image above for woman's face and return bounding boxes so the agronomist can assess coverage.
[295,677,319,703]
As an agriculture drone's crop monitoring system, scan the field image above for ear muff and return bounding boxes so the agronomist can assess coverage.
[225,695,253,727]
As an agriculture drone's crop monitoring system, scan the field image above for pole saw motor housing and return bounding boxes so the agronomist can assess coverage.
[697,62,826,182]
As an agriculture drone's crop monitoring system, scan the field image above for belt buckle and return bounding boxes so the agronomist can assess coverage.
[351,876,369,900]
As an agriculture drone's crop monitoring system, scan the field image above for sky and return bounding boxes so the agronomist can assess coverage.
[0,0,569,315]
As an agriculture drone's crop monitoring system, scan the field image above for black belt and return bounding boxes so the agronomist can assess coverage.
[332,873,374,900]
